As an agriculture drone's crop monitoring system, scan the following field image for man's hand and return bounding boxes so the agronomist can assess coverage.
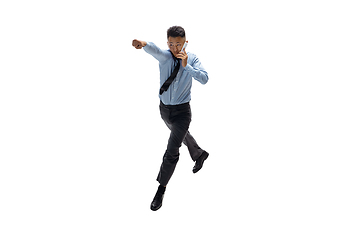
[132,39,147,49]
[176,49,188,68]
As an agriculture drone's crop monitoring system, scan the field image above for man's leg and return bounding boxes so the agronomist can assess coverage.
[183,132,204,162]
[152,103,191,211]
[162,113,205,162]
[157,118,191,186]
[183,131,209,173]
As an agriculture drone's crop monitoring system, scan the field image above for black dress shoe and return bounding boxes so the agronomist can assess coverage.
[150,186,165,211]
[193,151,209,173]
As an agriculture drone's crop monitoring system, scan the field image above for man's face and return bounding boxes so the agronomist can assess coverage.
[167,36,186,56]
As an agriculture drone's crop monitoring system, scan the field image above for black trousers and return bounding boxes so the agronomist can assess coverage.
[157,101,204,186]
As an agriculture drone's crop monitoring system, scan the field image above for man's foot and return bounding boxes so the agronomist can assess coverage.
[193,151,209,173]
[150,185,166,211]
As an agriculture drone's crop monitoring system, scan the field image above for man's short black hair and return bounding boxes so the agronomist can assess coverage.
[167,26,186,39]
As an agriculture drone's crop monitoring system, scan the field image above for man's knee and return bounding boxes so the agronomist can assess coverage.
[165,147,179,160]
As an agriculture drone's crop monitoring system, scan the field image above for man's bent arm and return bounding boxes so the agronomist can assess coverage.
[184,57,209,85]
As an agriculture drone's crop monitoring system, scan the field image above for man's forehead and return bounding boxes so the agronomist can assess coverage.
[168,36,185,42]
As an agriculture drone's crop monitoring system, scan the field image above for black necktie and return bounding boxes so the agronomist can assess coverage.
[159,53,180,95]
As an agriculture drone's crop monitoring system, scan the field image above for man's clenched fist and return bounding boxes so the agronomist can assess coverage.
[132,39,147,49]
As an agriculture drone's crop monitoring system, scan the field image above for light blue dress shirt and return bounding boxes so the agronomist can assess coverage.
[143,42,209,105]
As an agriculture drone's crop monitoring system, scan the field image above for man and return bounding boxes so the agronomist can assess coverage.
[132,26,209,211]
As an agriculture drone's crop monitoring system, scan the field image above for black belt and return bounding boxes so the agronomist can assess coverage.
[160,101,189,109]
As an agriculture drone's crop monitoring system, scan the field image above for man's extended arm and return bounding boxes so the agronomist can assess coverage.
[132,40,169,63]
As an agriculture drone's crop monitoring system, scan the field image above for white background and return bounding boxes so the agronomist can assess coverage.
[1,0,359,239]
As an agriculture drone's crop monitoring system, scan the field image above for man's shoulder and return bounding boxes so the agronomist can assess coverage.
[188,51,201,60]
[187,52,200,65]
[161,49,173,60]
[187,51,196,58]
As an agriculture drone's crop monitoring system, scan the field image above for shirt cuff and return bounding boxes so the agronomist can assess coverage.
[143,41,149,50]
